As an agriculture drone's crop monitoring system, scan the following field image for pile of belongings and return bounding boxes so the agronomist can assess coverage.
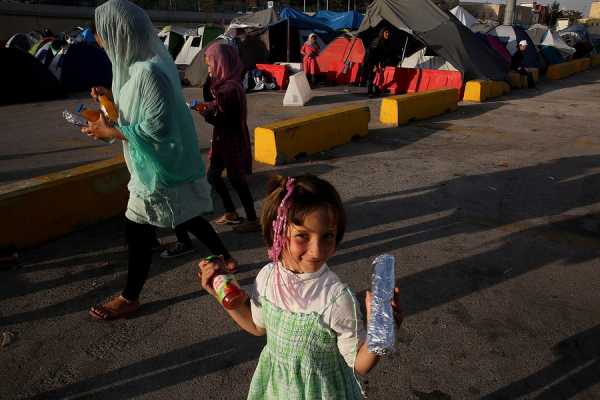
[243,69,277,91]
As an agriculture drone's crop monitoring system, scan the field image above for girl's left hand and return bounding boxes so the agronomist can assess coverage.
[365,287,403,327]
[81,113,120,141]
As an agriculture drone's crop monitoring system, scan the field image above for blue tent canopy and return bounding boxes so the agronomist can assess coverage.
[279,7,336,35]
[539,46,564,65]
[314,10,364,31]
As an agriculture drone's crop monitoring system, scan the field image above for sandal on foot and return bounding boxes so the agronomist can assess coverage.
[215,212,243,225]
[89,296,140,321]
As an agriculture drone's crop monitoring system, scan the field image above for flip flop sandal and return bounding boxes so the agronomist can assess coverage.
[89,300,140,321]
[215,214,243,225]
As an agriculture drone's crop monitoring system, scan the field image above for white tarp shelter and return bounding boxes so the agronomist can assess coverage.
[175,27,206,86]
[541,30,576,58]
[450,6,479,31]
[400,48,458,71]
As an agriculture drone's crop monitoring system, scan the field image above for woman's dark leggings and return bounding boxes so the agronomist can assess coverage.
[207,162,257,221]
[122,217,231,301]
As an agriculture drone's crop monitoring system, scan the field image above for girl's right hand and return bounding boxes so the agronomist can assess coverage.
[198,256,224,298]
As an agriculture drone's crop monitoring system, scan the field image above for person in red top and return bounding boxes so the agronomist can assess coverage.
[301,33,320,85]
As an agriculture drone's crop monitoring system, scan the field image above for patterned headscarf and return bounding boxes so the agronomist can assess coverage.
[205,42,244,92]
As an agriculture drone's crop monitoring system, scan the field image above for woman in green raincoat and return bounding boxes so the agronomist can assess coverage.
[82,0,236,320]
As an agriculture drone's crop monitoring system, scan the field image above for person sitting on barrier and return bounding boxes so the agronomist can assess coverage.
[511,40,536,89]
[82,0,237,319]
[301,33,320,86]
[362,27,394,98]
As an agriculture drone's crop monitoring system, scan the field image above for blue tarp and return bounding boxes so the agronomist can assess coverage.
[81,28,96,44]
[314,10,364,31]
[279,7,335,35]
[539,46,564,65]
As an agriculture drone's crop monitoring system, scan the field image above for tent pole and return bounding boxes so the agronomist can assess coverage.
[326,0,329,10]
[504,0,516,25]
[400,37,408,64]
[304,0,306,12]
[287,18,291,62]
[347,0,350,12]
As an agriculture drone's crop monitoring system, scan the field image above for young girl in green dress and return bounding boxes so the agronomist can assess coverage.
[199,174,402,399]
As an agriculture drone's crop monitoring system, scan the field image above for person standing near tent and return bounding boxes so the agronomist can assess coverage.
[82,0,237,319]
[198,42,260,233]
[301,33,320,85]
[511,40,536,89]
[363,27,393,98]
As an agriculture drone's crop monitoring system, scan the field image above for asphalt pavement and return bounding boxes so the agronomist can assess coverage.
[1,71,599,399]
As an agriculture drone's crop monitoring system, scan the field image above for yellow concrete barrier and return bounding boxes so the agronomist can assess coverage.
[592,54,600,67]
[0,156,129,249]
[463,80,510,102]
[379,88,458,126]
[508,68,539,89]
[254,104,370,165]
[577,57,591,72]
[547,60,580,80]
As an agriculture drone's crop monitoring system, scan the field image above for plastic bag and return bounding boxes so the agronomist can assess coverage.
[367,254,396,356]
[62,110,88,127]
[63,110,115,144]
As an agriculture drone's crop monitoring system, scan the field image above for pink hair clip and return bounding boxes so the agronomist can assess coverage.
[268,177,295,265]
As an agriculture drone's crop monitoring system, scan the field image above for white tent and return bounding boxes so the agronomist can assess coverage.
[174,26,205,86]
[541,30,576,59]
[400,48,458,71]
[450,6,479,31]
[158,25,189,59]
[527,24,549,45]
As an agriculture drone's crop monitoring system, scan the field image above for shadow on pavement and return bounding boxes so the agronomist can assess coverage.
[481,324,600,399]
[27,330,265,400]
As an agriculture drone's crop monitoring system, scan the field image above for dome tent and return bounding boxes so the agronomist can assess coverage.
[487,25,542,68]
[357,0,508,81]
[0,48,65,105]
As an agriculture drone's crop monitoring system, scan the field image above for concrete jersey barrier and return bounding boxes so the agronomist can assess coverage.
[379,88,459,126]
[462,80,510,102]
[0,157,129,249]
[254,104,370,165]
[508,68,539,89]
[547,59,590,80]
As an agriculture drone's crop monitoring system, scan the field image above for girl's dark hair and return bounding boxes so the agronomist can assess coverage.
[261,174,346,248]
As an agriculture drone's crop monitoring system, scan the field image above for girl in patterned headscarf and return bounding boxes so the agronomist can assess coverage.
[198,43,259,233]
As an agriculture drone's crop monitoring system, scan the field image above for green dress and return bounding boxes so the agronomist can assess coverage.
[248,292,364,399]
